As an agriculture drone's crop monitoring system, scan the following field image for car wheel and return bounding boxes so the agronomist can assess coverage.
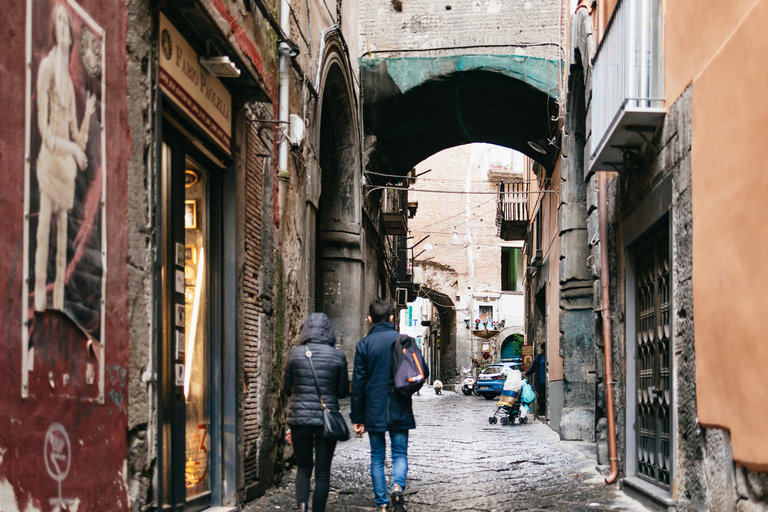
[483,393,497,400]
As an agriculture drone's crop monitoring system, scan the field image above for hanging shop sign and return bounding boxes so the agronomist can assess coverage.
[522,344,534,371]
[158,13,232,154]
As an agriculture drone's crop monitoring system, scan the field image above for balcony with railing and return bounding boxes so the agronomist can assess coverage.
[589,0,665,173]
[496,181,529,241]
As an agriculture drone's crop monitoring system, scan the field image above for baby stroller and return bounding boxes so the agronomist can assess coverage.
[488,388,525,425]
[488,369,534,425]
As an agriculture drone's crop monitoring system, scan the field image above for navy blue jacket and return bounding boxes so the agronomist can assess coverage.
[351,322,415,432]
[525,353,547,391]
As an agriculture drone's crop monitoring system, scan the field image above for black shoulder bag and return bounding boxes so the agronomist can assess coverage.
[305,348,350,441]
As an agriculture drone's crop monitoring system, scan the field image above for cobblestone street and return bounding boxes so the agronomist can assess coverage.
[245,390,646,512]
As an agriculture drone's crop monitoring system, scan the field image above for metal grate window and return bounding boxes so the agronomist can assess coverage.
[635,226,671,489]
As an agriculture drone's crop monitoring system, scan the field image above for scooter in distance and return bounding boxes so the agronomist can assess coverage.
[461,368,476,396]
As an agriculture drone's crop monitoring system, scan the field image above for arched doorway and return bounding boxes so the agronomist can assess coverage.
[500,333,523,361]
[417,287,457,383]
[310,41,363,362]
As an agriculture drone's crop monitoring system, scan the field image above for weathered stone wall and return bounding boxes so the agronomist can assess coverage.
[126,0,156,508]
[122,0,286,505]
[568,8,768,506]
[241,102,279,499]
[359,0,562,61]
[551,8,595,442]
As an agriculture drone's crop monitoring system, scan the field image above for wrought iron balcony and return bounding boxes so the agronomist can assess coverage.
[589,0,665,173]
[496,180,529,241]
[382,211,408,235]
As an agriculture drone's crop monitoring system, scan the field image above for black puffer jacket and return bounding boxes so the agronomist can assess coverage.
[284,313,350,428]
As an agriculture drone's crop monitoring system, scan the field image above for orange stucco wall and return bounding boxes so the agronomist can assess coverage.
[690,0,768,470]
[545,161,564,382]
[665,0,758,104]
[603,0,619,34]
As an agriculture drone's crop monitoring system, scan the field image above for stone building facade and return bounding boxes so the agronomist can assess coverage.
[528,1,768,510]
[0,0,132,508]
[1,0,376,509]
[407,144,526,386]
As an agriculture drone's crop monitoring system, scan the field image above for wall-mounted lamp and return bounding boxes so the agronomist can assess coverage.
[199,55,241,77]
[451,227,460,245]
[287,114,305,145]
[527,140,547,155]
[464,318,470,329]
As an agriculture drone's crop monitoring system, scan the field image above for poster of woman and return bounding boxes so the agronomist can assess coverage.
[22,0,106,399]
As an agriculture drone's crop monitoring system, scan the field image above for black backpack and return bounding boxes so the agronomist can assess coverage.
[391,335,429,397]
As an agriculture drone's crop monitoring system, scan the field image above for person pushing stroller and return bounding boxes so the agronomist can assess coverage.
[488,368,535,425]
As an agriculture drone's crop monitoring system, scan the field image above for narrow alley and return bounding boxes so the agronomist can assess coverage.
[2,0,768,510]
[246,391,644,512]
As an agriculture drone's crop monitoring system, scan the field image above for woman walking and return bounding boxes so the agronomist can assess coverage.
[284,313,350,512]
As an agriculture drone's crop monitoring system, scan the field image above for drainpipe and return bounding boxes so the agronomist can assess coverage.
[277,0,291,222]
[597,0,605,41]
[598,171,619,484]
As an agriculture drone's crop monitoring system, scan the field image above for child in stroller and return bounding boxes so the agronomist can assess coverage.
[488,369,534,425]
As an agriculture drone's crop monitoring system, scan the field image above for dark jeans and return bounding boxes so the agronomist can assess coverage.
[292,426,337,512]
[535,384,547,416]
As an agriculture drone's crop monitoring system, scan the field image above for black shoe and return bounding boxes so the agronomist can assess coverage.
[391,484,405,512]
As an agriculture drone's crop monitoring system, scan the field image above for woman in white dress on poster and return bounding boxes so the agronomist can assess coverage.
[34,3,96,312]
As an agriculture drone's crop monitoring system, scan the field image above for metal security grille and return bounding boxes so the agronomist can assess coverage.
[635,226,671,489]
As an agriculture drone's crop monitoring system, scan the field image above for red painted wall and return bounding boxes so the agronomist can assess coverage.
[0,0,130,509]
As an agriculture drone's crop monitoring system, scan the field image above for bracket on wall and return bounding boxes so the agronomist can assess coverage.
[624,125,656,144]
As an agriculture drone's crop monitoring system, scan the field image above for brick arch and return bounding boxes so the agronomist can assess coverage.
[309,34,365,363]
[362,59,561,177]
[417,286,458,383]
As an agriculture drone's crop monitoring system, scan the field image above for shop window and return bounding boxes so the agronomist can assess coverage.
[184,158,210,498]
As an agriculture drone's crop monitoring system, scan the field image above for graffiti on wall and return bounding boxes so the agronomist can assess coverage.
[44,423,73,509]
[22,0,107,400]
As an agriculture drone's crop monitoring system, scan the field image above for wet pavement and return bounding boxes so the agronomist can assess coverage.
[244,389,646,512]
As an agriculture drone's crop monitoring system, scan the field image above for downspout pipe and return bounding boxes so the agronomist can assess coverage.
[599,171,619,484]
[597,0,605,41]
[277,0,291,223]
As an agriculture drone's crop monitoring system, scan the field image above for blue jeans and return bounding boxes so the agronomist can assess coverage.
[368,430,409,506]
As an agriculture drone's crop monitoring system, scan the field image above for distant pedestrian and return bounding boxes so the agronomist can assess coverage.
[525,342,547,417]
[352,300,422,512]
[284,313,350,512]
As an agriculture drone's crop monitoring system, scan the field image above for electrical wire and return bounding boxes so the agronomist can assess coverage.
[366,184,558,196]
[361,41,565,58]
[368,170,557,185]
[410,199,497,231]
[410,230,508,238]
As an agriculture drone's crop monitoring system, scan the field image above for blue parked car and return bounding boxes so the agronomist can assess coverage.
[476,360,522,400]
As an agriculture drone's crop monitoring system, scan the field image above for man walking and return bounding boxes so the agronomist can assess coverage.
[351,300,423,512]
